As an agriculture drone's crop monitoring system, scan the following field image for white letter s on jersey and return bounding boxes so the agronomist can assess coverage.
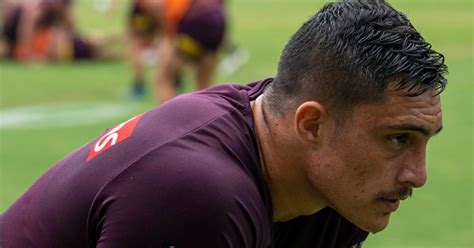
[93,121,129,152]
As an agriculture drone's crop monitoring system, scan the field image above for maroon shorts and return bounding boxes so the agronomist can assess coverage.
[178,6,226,52]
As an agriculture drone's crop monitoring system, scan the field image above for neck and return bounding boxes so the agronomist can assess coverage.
[252,95,326,222]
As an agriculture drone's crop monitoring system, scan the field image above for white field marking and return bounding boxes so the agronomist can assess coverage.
[0,102,140,129]
[218,47,249,77]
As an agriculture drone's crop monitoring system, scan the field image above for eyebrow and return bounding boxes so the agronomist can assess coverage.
[383,124,443,136]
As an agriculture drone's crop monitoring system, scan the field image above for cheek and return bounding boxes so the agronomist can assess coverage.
[307,130,394,202]
[306,148,369,203]
[326,142,384,201]
[351,163,370,198]
[347,151,390,196]
[309,133,398,232]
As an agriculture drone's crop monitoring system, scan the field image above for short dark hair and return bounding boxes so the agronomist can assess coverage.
[264,0,447,120]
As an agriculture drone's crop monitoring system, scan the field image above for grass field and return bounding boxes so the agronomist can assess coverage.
[0,0,472,247]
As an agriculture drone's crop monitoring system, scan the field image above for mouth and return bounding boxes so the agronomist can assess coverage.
[379,198,400,212]
[377,187,412,213]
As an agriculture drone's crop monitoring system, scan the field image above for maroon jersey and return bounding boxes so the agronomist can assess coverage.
[1,79,368,247]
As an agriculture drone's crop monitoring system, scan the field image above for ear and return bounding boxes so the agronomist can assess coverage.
[295,101,328,143]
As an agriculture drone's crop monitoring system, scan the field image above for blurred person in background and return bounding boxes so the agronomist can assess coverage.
[153,0,227,103]
[1,0,122,62]
[1,0,74,61]
[127,0,166,98]
[122,0,227,102]
[125,0,243,101]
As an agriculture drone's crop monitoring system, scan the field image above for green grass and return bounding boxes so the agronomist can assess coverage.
[1,0,472,247]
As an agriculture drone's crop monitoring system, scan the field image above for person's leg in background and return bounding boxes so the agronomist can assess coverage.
[154,36,185,104]
[128,35,150,98]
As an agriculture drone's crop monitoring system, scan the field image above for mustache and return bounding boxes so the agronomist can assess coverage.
[377,187,413,200]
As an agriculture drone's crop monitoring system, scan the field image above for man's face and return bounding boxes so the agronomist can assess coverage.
[306,86,442,233]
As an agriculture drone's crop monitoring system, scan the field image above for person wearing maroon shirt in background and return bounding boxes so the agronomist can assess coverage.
[1,0,74,61]
[152,0,227,104]
[1,0,447,247]
[125,0,227,101]
[1,0,111,61]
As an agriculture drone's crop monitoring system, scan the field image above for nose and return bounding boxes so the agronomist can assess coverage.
[397,154,427,188]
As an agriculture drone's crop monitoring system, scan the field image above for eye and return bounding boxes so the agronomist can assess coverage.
[387,134,409,146]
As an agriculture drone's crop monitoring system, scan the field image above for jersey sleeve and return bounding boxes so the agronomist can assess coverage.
[87,149,269,248]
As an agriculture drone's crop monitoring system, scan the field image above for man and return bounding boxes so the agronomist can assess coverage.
[125,0,225,101]
[1,0,119,62]
[0,0,447,247]
[1,0,74,61]
[153,0,226,103]
[127,0,163,98]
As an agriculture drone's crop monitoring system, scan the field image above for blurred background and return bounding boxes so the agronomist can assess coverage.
[0,0,472,247]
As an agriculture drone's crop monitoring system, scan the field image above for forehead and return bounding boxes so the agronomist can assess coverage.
[351,87,443,135]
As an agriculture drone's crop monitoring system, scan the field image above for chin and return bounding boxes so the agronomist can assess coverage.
[362,215,391,234]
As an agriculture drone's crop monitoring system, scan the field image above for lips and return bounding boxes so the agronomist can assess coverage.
[377,188,412,212]
[398,194,410,201]
[380,198,400,212]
